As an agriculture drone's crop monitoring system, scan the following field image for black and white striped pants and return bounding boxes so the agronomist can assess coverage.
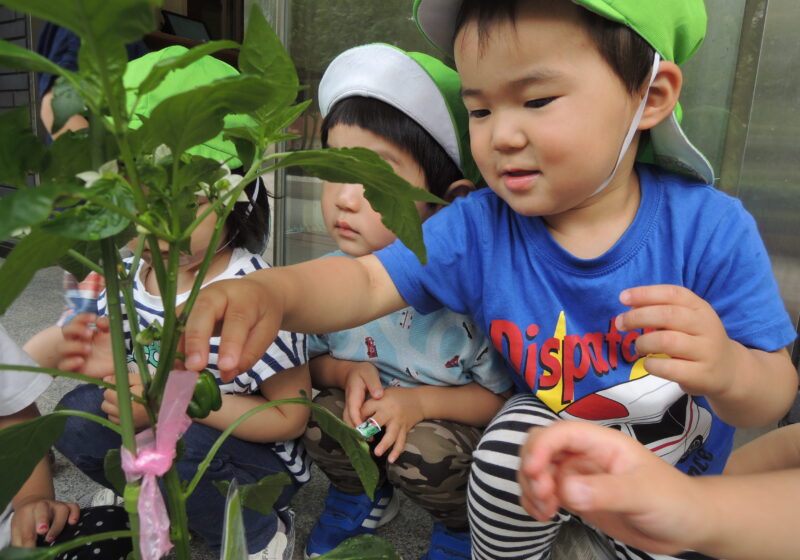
[468,393,709,560]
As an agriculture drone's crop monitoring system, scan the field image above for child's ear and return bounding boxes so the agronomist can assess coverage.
[639,60,682,131]
[441,179,476,204]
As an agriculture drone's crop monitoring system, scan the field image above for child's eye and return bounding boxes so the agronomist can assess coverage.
[468,109,490,119]
[525,97,555,109]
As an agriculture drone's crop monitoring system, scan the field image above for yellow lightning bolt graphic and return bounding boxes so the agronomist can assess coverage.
[536,311,569,413]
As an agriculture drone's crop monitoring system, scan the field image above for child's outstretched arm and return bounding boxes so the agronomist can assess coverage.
[616,285,796,427]
[519,420,800,560]
[3,404,80,547]
[183,255,406,381]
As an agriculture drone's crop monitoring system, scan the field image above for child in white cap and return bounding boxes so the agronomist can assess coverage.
[301,43,512,560]
[182,2,796,559]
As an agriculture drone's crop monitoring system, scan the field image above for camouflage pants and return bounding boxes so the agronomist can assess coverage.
[302,387,482,531]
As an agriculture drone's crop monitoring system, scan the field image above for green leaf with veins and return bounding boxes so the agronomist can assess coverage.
[42,178,135,241]
[273,148,445,264]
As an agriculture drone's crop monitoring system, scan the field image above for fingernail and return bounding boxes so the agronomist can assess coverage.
[565,479,592,509]
[619,290,631,304]
[614,314,624,331]
[38,523,48,532]
[218,355,235,370]
[46,535,54,543]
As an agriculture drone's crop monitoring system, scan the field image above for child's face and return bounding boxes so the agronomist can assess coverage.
[322,124,433,257]
[455,1,643,219]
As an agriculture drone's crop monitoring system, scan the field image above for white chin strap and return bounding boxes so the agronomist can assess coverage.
[591,52,661,196]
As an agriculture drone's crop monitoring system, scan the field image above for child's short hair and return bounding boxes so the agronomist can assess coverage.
[454,0,654,93]
[320,96,463,204]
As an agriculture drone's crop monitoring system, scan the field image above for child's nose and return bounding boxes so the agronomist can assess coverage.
[335,182,365,211]
[491,114,527,152]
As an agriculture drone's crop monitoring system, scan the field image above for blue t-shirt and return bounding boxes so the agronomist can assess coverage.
[377,164,796,475]
[309,253,512,395]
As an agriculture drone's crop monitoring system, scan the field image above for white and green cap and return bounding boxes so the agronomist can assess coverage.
[318,43,480,184]
[412,0,715,185]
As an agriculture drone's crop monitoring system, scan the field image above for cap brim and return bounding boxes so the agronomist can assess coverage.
[319,43,462,171]
[413,0,462,58]
[648,113,714,184]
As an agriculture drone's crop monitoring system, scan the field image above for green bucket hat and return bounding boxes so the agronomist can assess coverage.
[318,43,480,184]
[123,45,250,168]
[412,0,715,185]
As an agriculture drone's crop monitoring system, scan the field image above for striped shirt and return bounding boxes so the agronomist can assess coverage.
[97,247,310,482]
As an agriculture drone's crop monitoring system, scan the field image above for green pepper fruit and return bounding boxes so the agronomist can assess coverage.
[187,370,223,419]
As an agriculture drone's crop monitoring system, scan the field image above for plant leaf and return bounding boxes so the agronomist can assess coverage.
[0,40,78,78]
[0,228,74,315]
[274,148,445,264]
[136,40,241,95]
[103,449,126,496]
[0,183,79,241]
[219,479,248,560]
[311,405,379,500]
[213,472,292,516]
[133,76,268,158]
[316,535,402,560]
[239,4,298,89]
[0,413,68,512]
[1,0,155,51]
[0,107,48,187]
[42,178,135,241]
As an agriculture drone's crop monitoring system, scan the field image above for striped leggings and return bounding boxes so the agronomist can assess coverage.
[468,393,711,560]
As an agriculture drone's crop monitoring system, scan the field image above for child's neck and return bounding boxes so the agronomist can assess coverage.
[142,246,234,296]
[545,174,641,260]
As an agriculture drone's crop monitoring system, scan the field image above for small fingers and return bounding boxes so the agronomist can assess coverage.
[619,285,700,308]
[616,304,701,335]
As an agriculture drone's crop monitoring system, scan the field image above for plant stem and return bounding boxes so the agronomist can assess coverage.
[99,238,144,560]
[164,467,191,560]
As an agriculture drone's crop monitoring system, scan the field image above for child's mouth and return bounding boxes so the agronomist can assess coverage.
[502,169,539,192]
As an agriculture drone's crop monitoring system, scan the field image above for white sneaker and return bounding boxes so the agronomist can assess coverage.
[89,487,124,507]
[249,508,295,560]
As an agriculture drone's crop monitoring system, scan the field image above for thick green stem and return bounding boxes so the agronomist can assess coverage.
[99,239,145,560]
[164,467,191,560]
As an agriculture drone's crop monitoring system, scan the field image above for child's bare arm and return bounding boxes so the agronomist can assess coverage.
[183,255,406,382]
[364,382,509,463]
[616,285,796,427]
[196,364,312,443]
[725,423,800,475]
[2,404,80,547]
[22,325,64,369]
[520,421,800,560]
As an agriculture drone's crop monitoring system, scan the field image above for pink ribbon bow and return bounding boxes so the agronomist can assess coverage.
[120,369,199,560]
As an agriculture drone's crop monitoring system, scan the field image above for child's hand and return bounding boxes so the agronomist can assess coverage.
[361,387,424,464]
[10,496,79,547]
[182,277,280,382]
[342,362,384,427]
[518,421,701,556]
[102,373,149,428]
[57,313,114,379]
[616,285,735,398]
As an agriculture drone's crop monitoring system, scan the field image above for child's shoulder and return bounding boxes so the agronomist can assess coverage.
[642,164,746,219]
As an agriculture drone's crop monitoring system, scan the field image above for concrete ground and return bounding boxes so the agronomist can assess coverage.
[1,263,787,559]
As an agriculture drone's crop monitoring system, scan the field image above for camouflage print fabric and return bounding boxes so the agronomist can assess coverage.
[302,387,482,530]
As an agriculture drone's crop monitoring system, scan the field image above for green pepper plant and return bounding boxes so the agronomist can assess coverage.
[0,1,440,559]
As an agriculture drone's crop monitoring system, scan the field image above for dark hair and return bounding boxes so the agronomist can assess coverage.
[320,96,463,205]
[224,174,270,254]
[454,0,655,93]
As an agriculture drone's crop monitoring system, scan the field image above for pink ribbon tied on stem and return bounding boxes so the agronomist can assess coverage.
[120,369,199,560]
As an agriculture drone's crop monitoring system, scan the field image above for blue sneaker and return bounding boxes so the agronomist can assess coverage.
[421,523,471,560]
[305,484,399,558]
